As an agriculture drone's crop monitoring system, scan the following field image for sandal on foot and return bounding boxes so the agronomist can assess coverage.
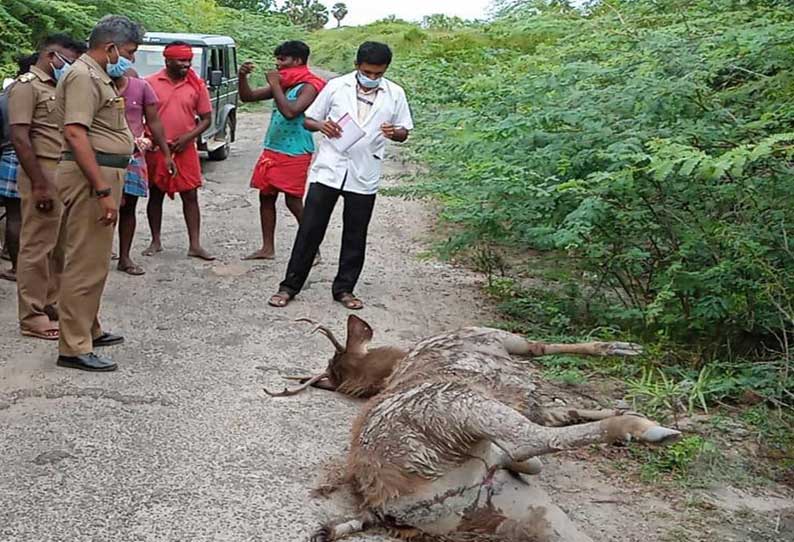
[21,326,59,341]
[335,293,363,310]
[0,269,16,282]
[268,291,293,308]
[118,263,145,276]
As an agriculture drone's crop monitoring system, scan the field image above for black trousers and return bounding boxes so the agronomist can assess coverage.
[280,181,376,298]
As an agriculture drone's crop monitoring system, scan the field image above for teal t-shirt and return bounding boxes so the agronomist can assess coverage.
[263,83,315,156]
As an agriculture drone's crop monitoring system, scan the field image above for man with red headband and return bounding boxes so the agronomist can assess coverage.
[143,41,214,260]
[239,40,325,261]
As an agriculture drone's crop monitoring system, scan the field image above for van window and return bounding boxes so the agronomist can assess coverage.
[231,47,238,75]
[133,45,204,79]
[222,47,230,78]
[209,47,221,79]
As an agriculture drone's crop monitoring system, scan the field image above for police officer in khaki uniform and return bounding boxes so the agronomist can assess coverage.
[54,15,144,371]
[8,35,85,340]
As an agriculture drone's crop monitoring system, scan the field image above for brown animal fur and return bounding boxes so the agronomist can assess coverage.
[273,316,679,541]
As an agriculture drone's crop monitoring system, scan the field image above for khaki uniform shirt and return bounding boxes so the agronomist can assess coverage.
[7,65,62,160]
[54,54,134,155]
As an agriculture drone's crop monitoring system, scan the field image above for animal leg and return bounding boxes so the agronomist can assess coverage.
[468,396,680,462]
[310,516,370,542]
[497,331,642,358]
[535,407,628,427]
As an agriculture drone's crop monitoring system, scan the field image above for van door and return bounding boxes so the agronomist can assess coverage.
[218,46,231,120]
[207,46,222,137]
[227,46,239,112]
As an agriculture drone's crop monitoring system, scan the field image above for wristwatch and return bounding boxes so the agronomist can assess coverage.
[95,187,112,199]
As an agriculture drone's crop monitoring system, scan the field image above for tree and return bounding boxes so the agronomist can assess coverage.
[217,0,274,12]
[281,0,329,30]
[420,13,468,30]
[331,2,348,27]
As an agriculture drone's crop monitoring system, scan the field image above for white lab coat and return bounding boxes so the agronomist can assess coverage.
[304,71,414,195]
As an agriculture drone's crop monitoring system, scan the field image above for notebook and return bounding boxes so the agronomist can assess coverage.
[329,113,366,153]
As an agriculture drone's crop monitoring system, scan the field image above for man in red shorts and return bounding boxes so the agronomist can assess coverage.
[238,40,325,260]
[144,41,214,260]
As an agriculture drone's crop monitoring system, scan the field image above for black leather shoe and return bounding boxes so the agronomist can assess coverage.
[57,353,117,372]
[93,332,124,348]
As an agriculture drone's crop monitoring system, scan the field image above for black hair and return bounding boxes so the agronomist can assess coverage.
[356,41,392,66]
[274,40,310,64]
[15,53,38,76]
[38,33,86,54]
[88,14,144,48]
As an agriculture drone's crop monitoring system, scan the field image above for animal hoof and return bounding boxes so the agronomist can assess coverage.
[641,426,682,443]
[310,525,333,542]
[606,341,643,356]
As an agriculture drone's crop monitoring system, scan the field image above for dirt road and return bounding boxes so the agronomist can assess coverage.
[1,111,791,541]
[0,110,492,541]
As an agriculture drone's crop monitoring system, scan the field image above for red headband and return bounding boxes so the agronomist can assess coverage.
[163,44,193,60]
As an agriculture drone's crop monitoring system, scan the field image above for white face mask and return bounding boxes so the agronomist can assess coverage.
[357,71,381,89]
[106,45,132,78]
[51,52,72,81]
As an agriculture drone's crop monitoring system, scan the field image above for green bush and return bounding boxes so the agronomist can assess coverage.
[312,1,794,358]
[0,0,300,85]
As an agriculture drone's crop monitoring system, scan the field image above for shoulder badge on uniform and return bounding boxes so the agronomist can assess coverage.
[16,72,35,83]
[88,67,101,80]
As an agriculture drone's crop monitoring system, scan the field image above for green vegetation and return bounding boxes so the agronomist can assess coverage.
[311,1,794,418]
[2,0,791,472]
[636,435,716,484]
[0,0,301,82]
[313,2,794,350]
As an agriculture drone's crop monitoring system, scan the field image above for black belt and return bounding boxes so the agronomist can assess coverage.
[61,151,131,169]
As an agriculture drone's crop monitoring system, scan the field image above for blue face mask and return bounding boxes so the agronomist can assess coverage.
[356,71,381,89]
[51,52,72,82]
[106,46,132,78]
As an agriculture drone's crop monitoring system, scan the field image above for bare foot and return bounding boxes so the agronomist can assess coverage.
[142,243,162,257]
[188,247,216,261]
[242,248,275,260]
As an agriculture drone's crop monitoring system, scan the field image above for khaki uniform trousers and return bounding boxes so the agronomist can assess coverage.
[56,160,124,357]
[16,158,65,332]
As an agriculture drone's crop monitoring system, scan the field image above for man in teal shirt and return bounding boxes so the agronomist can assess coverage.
[238,40,326,260]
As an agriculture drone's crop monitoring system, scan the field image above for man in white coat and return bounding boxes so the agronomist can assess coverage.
[268,41,413,310]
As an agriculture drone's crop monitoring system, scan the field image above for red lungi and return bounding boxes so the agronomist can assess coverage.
[249,149,312,198]
[147,144,202,199]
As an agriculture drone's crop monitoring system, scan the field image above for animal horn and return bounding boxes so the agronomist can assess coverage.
[263,372,328,397]
[295,317,345,353]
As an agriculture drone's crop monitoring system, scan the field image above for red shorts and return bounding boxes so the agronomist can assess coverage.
[250,149,312,198]
[146,144,202,199]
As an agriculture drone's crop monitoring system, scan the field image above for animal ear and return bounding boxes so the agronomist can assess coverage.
[346,315,373,354]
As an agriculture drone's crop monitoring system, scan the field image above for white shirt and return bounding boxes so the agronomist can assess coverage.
[305,71,414,195]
